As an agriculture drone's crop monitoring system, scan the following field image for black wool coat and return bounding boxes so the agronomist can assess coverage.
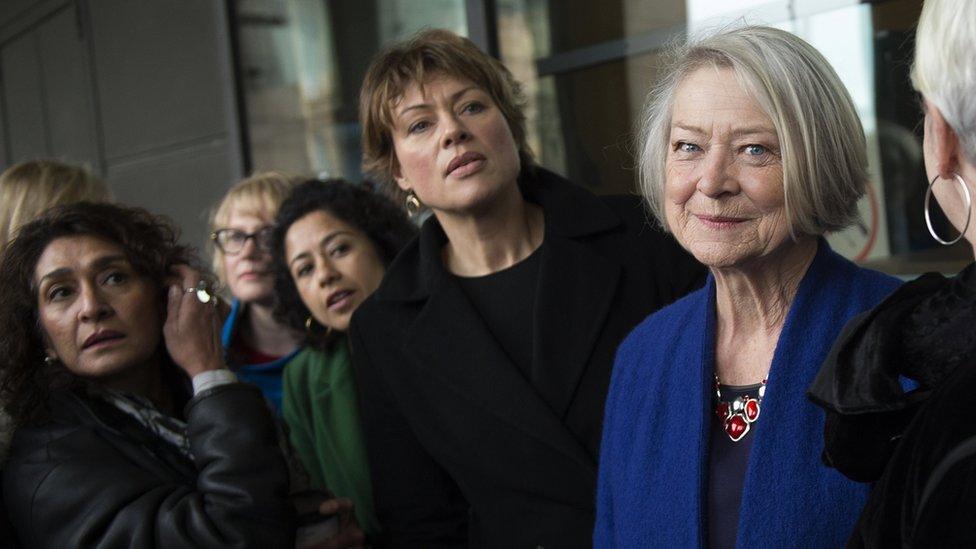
[349,168,704,548]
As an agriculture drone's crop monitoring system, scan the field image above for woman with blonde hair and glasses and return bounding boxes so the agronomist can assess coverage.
[209,172,301,412]
[595,26,901,547]
[810,0,976,545]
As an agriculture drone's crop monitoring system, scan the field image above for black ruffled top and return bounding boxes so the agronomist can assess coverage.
[808,262,976,546]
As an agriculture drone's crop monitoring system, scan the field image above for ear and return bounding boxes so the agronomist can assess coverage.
[390,159,410,192]
[926,101,962,179]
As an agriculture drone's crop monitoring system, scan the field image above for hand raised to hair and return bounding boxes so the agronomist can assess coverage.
[163,264,226,378]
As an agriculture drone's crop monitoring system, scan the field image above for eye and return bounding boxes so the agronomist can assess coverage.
[408,120,431,134]
[103,271,128,286]
[461,101,486,115]
[744,144,767,156]
[294,263,313,278]
[675,142,701,153]
[47,285,74,302]
[328,242,351,258]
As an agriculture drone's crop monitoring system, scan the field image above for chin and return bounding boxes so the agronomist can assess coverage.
[686,241,750,269]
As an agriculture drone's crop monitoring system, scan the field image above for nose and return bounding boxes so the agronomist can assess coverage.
[696,148,739,198]
[441,115,470,149]
[239,235,261,258]
[315,255,341,287]
[78,283,112,323]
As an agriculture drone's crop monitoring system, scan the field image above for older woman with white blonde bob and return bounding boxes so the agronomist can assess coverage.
[809,0,976,545]
[595,26,901,547]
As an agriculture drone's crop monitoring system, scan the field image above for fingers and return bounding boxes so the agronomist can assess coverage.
[318,497,354,517]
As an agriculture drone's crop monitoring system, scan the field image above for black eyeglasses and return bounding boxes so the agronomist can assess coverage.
[211,227,275,255]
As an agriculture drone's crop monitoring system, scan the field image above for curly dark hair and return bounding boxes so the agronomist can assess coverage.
[271,179,417,349]
[0,202,200,425]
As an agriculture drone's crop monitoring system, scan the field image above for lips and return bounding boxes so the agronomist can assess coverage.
[326,289,355,309]
[82,330,124,350]
[445,151,486,177]
[697,215,747,223]
[238,270,268,280]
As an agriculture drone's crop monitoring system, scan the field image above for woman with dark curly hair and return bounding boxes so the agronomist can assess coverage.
[0,202,295,547]
[271,178,416,540]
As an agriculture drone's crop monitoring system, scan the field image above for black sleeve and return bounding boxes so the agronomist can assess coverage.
[5,383,295,548]
[349,316,468,548]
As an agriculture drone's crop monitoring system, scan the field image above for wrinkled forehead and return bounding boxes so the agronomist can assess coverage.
[33,234,127,285]
[671,63,776,132]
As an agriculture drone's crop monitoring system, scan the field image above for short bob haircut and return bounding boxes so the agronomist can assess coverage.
[0,202,199,425]
[359,28,533,194]
[638,25,867,236]
[208,171,300,287]
[270,179,417,350]
[912,0,976,165]
[0,160,111,249]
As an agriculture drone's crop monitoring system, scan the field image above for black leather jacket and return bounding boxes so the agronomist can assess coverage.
[3,382,295,548]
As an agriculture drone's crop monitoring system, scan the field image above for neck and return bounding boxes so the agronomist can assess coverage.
[100,353,172,413]
[240,301,301,356]
[960,161,976,258]
[437,185,544,276]
[712,236,818,384]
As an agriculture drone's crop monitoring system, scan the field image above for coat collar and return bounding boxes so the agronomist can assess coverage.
[373,167,622,303]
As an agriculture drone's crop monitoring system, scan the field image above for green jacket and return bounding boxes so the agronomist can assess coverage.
[282,340,379,536]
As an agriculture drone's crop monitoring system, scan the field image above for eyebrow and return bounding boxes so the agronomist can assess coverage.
[396,86,480,118]
[672,122,776,138]
[288,230,355,268]
[36,255,129,287]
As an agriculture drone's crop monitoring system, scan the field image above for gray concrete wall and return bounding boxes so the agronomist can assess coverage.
[0,0,244,250]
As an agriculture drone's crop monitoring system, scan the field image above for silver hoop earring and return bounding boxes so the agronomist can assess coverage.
[44,355,58,366]
[924,173,973,246]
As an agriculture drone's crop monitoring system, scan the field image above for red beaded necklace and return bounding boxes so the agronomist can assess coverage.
[714,375,767,442]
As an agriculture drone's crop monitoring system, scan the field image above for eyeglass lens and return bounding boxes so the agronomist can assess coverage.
[214,227,273,254]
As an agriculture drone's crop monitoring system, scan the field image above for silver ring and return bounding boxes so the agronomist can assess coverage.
[184,281,215,305]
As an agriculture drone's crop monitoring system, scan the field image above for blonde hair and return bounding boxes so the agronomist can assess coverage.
[209,171,300,285]
[638,25,867,237]
[0,160,111,249]
[912,0,976,164]
[359,29,532,195]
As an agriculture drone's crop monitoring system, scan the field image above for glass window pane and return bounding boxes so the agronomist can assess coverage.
[235,0,467,181]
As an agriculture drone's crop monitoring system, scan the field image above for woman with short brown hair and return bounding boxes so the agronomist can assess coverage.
[351,28,703,547]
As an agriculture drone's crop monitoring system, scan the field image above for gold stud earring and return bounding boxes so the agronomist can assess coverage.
[305,315,333,337]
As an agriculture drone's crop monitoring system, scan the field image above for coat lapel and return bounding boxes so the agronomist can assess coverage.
[403,273,595,472]
[532,235,620,418]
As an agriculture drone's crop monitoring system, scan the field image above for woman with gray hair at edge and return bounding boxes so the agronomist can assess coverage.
[595,25,902,547]
[808,1,976,545]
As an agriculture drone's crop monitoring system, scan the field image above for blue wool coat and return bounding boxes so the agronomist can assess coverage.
[594,242,901,548]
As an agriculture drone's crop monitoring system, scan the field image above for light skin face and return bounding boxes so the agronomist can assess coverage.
[391,74,522,219]
[284,210,386,332]
[221,209,276,305]
[664,66,793,269]
[35,236,163,384]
